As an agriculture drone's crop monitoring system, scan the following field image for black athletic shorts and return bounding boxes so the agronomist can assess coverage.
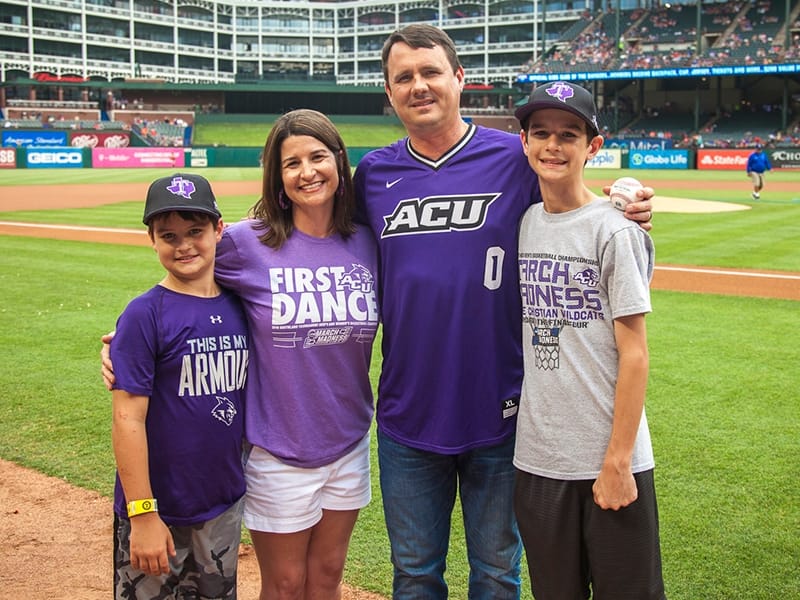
[514,469,666,600]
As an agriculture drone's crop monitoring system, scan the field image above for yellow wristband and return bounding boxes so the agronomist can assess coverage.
[127,498,158,517]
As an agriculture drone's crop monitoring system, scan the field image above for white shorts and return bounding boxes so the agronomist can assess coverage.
[243,433,371,534]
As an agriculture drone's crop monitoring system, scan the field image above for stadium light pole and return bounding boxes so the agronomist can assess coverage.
[785,0,791,54]
[695,0,701,54]
[783,0,790,131]
[532,0,539,64]
[541,1,547,63]
[615,0,621,134]
[694,2,701,133]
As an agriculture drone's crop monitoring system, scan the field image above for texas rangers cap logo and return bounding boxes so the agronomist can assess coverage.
[166,176,197,199]
[545,82,575,103]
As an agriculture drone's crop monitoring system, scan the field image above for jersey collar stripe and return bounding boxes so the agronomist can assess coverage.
[406,123,477,170]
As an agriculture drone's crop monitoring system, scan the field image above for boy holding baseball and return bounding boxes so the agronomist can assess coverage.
[512,81,666,599]
[111,173,249,599]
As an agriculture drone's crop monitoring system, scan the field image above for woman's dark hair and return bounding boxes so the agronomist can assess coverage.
[249,109,355,249]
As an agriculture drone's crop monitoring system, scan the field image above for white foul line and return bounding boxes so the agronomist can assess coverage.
[655,265,800,281]
[0,221,143,235]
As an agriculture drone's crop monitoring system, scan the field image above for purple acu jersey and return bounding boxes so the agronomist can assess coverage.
[111,286,249,526]
[354,124,541,453]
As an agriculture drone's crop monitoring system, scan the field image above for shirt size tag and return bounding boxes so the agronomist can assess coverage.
[503,396,519,419]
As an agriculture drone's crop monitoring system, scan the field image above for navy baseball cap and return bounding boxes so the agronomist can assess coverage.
[143,173,221,224]
[515,81,600,137]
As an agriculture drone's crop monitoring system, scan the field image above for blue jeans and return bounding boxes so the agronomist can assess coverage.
[378,431,522,600]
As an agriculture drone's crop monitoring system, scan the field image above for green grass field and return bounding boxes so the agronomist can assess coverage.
[0,148,798,598]
[192,121,409,148]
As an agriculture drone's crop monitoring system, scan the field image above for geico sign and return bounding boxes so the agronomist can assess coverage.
[29,152,82,164]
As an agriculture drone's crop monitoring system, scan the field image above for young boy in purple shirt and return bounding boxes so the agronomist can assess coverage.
[111,173,249,599]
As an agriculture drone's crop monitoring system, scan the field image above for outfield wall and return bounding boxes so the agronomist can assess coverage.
[2,143,799,170]
[0,145,378,169]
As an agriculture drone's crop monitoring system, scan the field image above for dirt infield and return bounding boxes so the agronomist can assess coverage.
[0,459,386,600]
[0,180,797,599]
[0,180,263,211]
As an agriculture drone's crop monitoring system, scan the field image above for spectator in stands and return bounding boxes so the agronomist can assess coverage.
[746,143,772,199]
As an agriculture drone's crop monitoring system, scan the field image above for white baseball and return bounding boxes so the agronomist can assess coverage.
[609,177,643,211]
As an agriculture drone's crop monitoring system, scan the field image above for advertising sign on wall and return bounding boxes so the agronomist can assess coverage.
[604,138,673,151]
[0,147,16,168]
[587,148,621,169]
[2,130,68,148]
[26,147,84,168]
[768,148,800,169]
[189,147,208,167]
[696,149,750,170]
[628,149,689,170]
[92,147,185,168]
[69,132,131,148]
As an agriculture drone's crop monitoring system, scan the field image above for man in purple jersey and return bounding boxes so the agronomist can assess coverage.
[353,24,654,599]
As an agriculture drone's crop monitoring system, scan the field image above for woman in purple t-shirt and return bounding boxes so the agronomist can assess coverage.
[214,109,379,600]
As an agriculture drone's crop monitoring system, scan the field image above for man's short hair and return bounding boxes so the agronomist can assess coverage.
[381,24,461,83]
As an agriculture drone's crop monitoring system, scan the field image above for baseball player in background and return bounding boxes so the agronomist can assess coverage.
[746,143,772,200]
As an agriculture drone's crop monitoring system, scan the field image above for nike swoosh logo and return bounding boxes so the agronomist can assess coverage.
[386,178,403,189]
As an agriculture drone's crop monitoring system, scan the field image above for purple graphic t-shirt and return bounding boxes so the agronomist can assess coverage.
[215,222,378,468]
[111,286,249,526]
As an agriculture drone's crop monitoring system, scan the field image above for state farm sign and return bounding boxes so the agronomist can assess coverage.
[696,149,750,170]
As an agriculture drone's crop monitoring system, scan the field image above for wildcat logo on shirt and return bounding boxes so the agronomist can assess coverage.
[382,193,500,237]
[519,256,605,325]
[269,264,379,327]
[211,396,237,426]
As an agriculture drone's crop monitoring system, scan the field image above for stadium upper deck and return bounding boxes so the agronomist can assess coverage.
[0,0,593,88]
[1,0,799,143]
[1,0,798,88]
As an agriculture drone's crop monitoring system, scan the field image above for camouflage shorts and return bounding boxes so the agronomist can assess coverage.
[113,496,243,600]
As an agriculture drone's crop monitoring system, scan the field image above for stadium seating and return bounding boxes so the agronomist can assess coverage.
[632,4,698,45]
[702,105,784,145]
[2,0,798,146]
[2,119,44,129]
[132,120,188,146]
[520,1,800,143]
